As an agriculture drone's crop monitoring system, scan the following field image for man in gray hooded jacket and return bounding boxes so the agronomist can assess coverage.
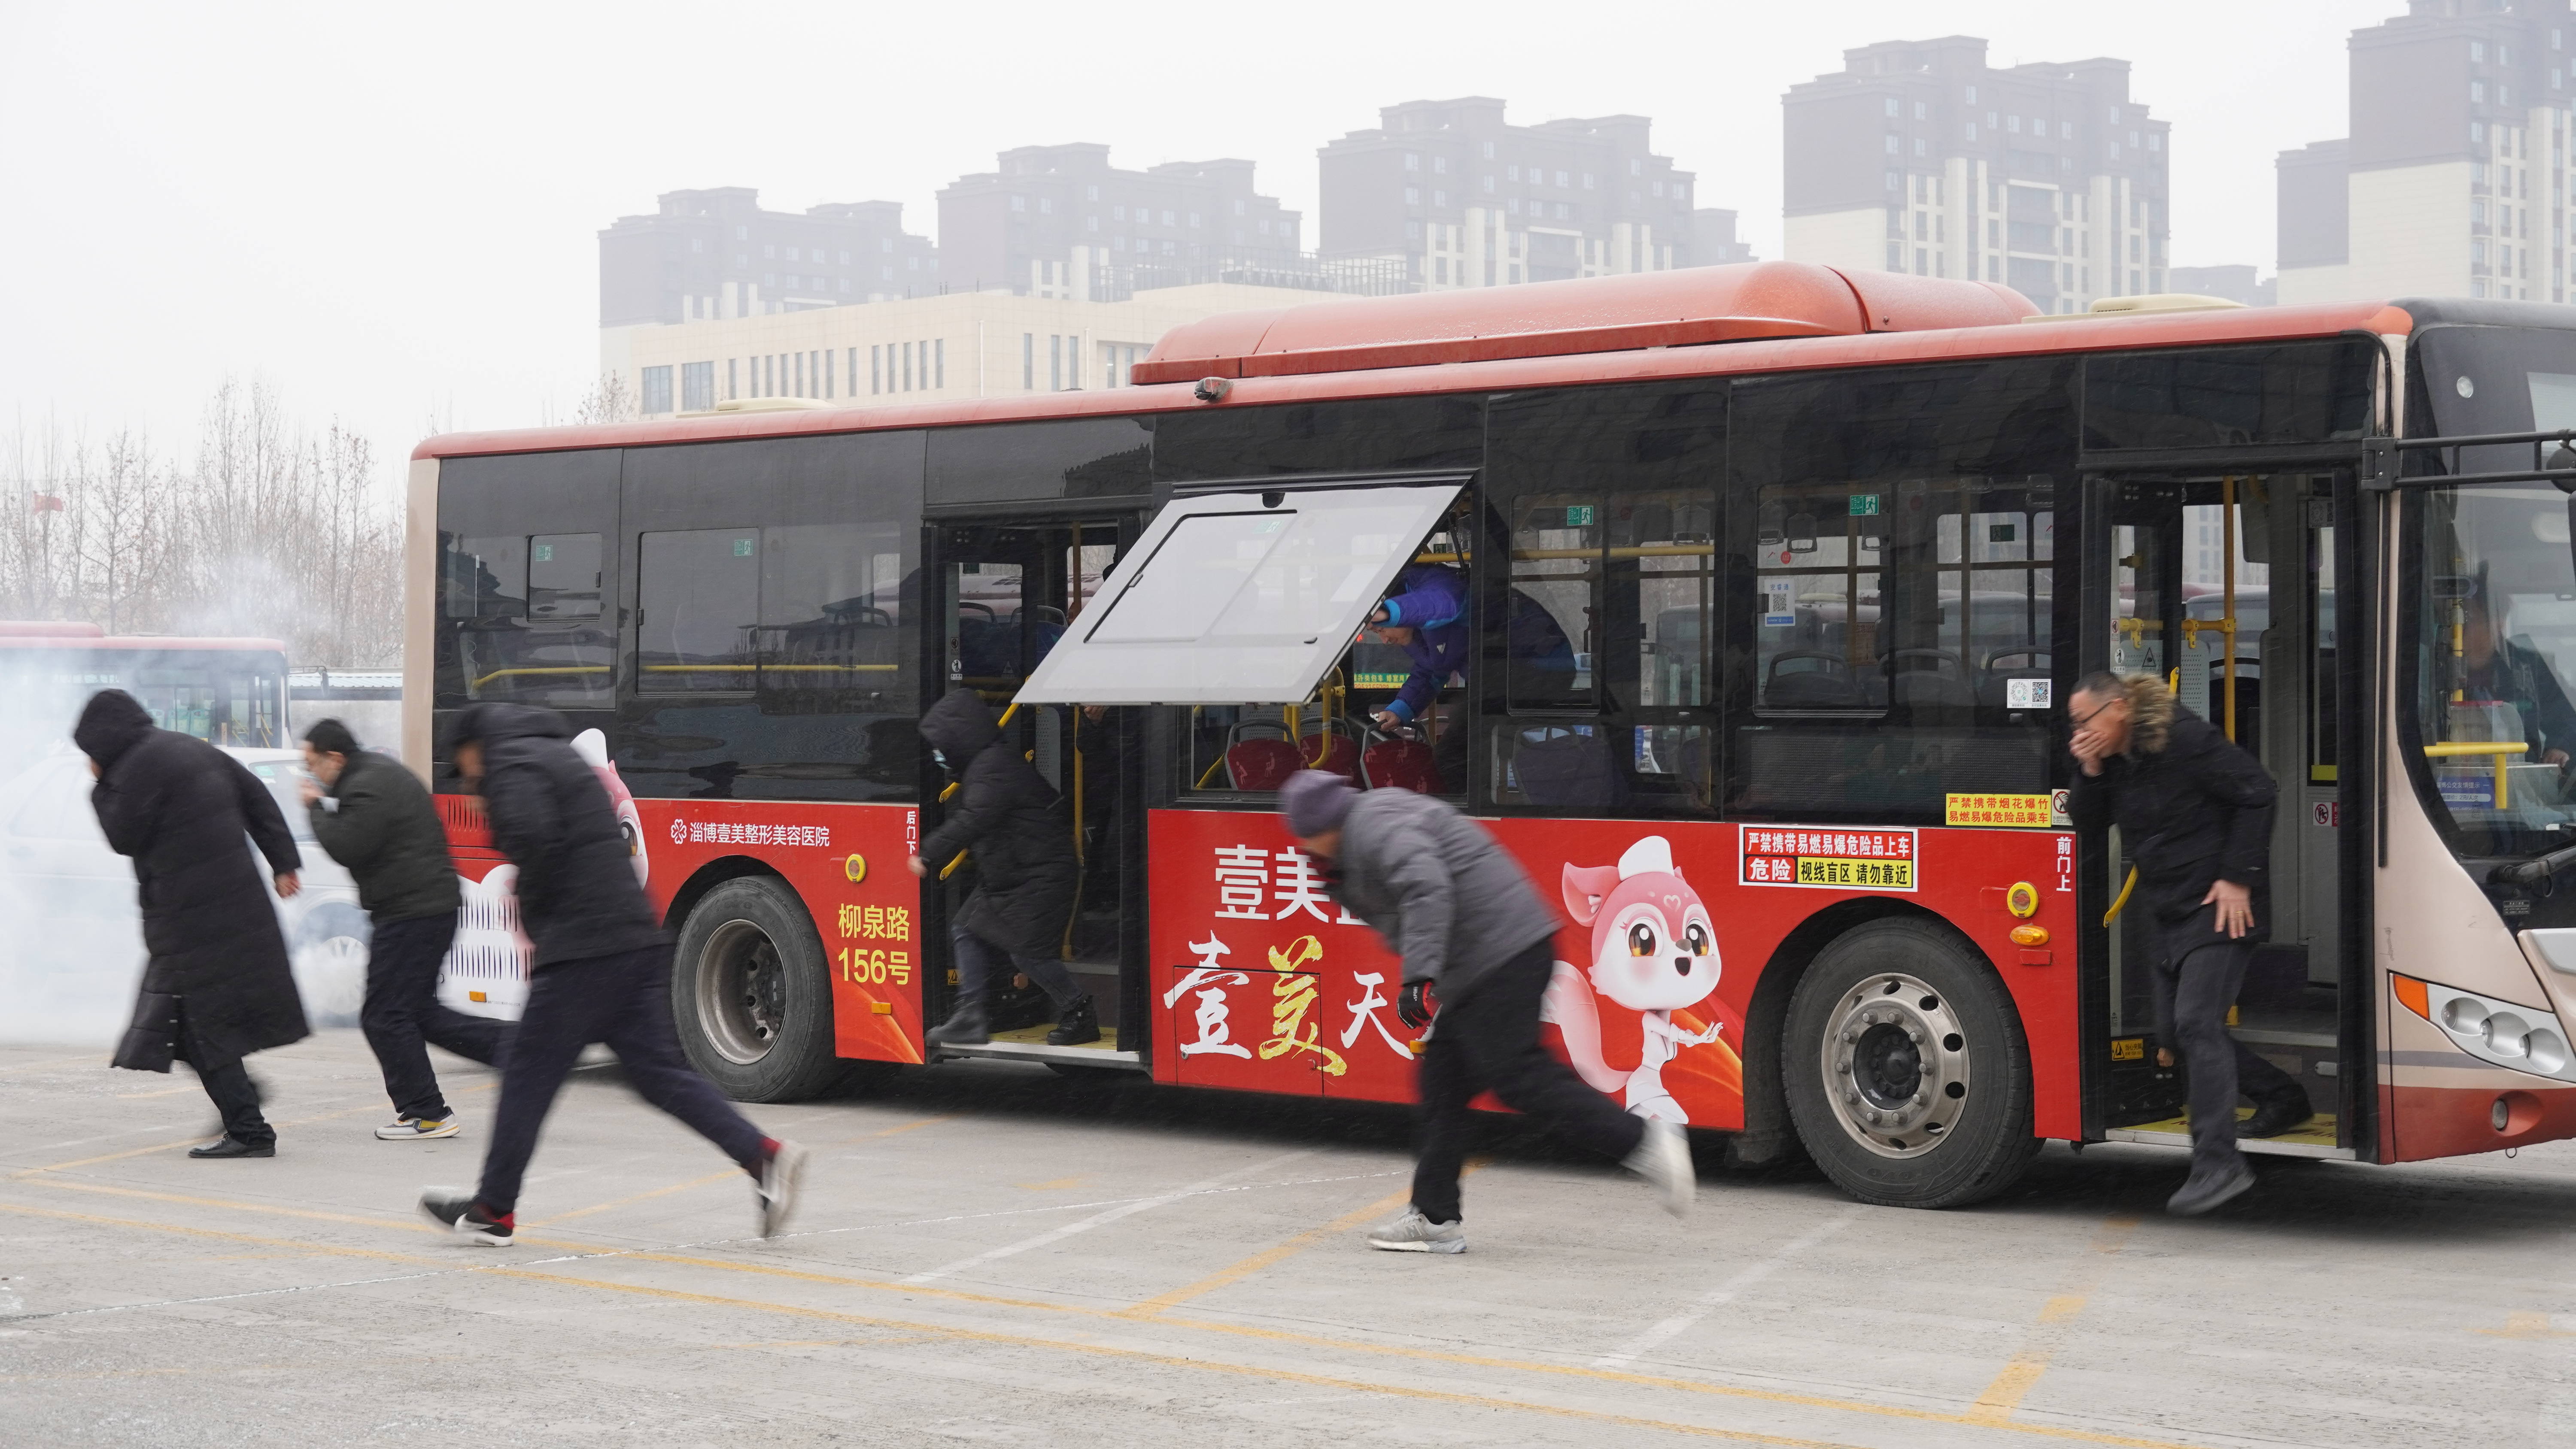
[1279,770,1692,1253]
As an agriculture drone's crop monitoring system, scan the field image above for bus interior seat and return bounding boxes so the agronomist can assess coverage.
[1223,719,1305,791]
[1766,651,1864,709]
[1297,719,1363,783]
[1361,732,1441,793]
[1976,647,2051,709]
[1511,723,1629,810]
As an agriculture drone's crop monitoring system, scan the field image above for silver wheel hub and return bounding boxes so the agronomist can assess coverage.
[1819,972,1970,1158]
[696,919,784,1065]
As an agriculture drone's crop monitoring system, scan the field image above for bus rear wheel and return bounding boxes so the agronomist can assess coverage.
[672,877,844,1103]
[1783,919,2036,1209]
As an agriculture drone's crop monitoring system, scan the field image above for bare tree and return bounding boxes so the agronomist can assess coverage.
[576,371,636,425]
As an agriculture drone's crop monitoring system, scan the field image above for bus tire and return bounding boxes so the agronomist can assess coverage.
[1782,918,2035,1210]
[671,877,844,1103]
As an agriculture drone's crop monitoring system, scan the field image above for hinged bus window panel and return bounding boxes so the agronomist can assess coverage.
[1013,483,1464,706]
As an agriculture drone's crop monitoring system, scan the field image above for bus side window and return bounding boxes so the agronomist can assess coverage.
[1727,360,2072,825]
[638,530,760,693]
[439,531,614,709]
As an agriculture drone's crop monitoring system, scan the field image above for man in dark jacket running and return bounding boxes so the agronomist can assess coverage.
[300,718,507,1142]
[419,704,805,1246]
[911,690,1091,1046]
[2069,671,2310,1217]
[79,689,306,1159]
[1279,770,1692,1253]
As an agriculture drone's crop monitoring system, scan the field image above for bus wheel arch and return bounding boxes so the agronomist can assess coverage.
[1735,898,1929,1168]
[1777,912,2038,1209]
[668,862,848,1103]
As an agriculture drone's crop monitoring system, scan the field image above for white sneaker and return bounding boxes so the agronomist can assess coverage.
[1622,1118,1695,1217]
[757,1138,809,1238]
[376,1116,462,1140]
[1366,1207,1466,1254]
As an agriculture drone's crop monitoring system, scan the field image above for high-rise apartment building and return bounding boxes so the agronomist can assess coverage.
[2277,0,2576,305]
[936,144,1303,300]
[1782,37,2171,314]
[598,188,940,327]
[1315,97,1701,290]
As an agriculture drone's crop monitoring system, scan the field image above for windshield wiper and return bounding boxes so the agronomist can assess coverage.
[2490,842,2576,886]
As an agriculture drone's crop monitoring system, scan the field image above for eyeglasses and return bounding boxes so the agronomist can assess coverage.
[2067,699,2120,732]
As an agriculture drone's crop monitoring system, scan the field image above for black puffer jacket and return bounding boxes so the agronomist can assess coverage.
[309,749,460,925]
[79,690,306,1068]
[451,703,660,968]
[2068,674,2278,930]
[918,691,1076,957]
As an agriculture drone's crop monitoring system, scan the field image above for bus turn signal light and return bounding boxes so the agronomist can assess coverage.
[2009,924,2050,947]
[2393,973,2431,1021]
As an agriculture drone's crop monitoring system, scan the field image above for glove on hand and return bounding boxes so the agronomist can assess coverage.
[1396,980,1434,1031]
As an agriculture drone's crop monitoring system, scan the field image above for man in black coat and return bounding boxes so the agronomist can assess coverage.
[79,689,306,1160]
[910,690,1091,1047]
[2069,670,2310,1217]
[300,718,507,1142]
[418,704,805,1246]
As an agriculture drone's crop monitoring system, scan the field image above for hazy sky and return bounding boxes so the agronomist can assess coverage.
[2,0,2393,472]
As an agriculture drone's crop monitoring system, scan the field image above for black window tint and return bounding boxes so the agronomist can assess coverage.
[2083,339,2376,451]
[434,449,619,716]
[1482,382,1725,815]
[616,431,923,802]
[1153,395,1484,481]
[638,530,759,692]
[1727,359,2073,825]
[927,417,1153,503]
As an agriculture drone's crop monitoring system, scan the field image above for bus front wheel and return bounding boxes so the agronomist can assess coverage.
[672,877,844,1103]
[1783,919,2037,1209]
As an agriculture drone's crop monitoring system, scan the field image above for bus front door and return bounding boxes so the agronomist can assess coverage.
[923,516,1145,1068]
[2096,471,2359,1157]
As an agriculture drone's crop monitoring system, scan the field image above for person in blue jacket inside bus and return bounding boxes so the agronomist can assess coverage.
[1363,565,1578,788]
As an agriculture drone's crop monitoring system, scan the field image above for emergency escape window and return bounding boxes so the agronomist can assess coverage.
[1014,482,1463,705]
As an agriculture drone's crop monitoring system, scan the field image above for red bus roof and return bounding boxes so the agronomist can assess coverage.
[414,264,2412,462]
[0,621,104,637]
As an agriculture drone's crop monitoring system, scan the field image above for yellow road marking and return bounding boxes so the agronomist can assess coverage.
[524,1169,745,1228]
[0,1053,108,1076]
[9,1081,498,1178]
[0,1194,2211,1449]
[1966,1215,2140,1423]
[113,1086,201,1100]
[2477,1311,2576,1339]
[1121,1188,1408,1318]
[1015,1177,1087,1190]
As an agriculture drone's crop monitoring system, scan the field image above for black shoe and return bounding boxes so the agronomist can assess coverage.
[2166,1160,2257,1217]
[187,1136,273,1159]
[925,1002,989,1047]
[2241,1096,2315,1139]
[1046,995,1100,1047]
[419,1188,513,1246]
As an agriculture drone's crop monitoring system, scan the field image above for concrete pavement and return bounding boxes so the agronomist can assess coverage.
[3,1033,2573,1447]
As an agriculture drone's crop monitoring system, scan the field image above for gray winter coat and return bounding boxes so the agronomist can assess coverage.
[1321,789,1560,1003]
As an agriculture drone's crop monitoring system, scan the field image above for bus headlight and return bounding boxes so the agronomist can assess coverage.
[2395,972,2576,1085]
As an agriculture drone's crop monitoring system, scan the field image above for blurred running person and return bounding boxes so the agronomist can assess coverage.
[82,688,306,1159]
[300,718,508,1142]
[419,705,805,1246]
[1277,770,1692,1254]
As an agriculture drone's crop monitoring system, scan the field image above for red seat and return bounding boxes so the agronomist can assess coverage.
[1299,728,1361,783]
[1361,737,1441,794]
[1225,737,1306,791]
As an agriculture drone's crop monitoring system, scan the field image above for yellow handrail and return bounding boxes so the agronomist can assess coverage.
[2426,740,2532,809]
[2104,867,2139,925]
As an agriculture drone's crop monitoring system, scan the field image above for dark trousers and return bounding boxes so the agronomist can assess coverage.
[1412,937,1647,1223]
[2154,906,2308,1176]
[475,943,766,1218]
[362,913,512,1122]
[951,921,1083,1010]
[195,1056,271,1147]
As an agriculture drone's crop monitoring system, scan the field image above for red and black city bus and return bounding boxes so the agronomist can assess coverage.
[408,263,2576,1206]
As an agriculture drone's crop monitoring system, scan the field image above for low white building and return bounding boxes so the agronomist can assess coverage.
[601,282,1339,417]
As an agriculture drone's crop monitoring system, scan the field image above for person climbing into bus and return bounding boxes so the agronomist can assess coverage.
[2067,670,2310,1218]
[1278,769,1693,1254]
[2457,586,2576,767]
[1362,564,1577,787]
[911,689,1094,1048]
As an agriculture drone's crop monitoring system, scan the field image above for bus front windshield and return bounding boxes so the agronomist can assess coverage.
[0,646,290,754]
[2409,324,2576,856]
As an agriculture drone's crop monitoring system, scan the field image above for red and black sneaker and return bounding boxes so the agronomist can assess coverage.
[419,1188,513,1246]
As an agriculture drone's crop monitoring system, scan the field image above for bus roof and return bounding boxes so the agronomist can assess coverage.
[413,262,2413,462]
[0,633,288,653]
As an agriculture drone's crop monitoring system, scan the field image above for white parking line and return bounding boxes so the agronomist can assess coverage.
[898,1149,1316,1286]
[1591,1203,1865,1369]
